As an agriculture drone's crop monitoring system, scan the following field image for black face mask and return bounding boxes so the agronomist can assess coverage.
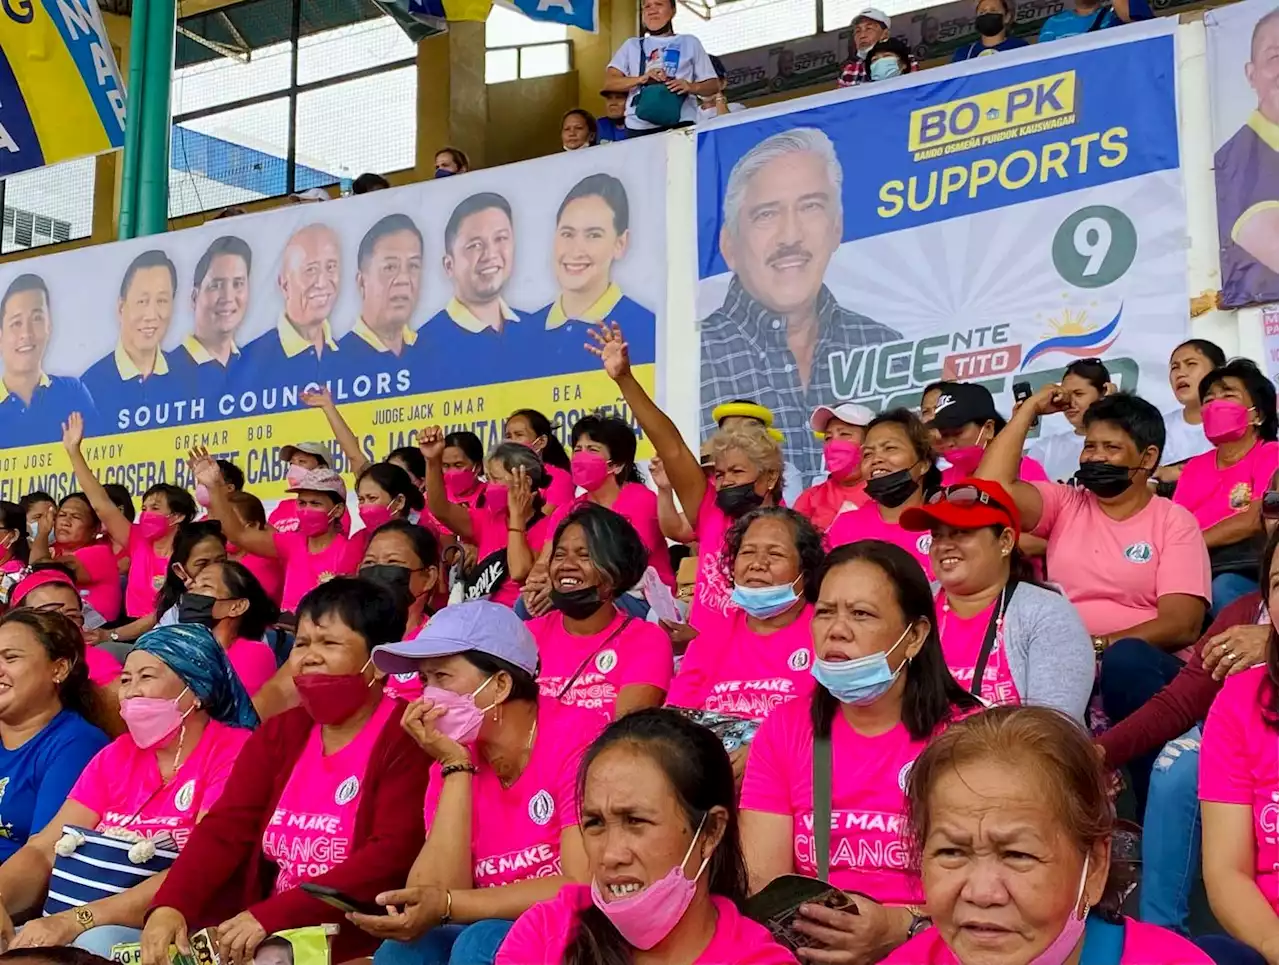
[975,11,1005,35]
[864,467,920,508]
[715,482,766,518]
[178,592,218,628]
[550,585,606,620]
[1074,461,1137,499]
[361,564,416,609]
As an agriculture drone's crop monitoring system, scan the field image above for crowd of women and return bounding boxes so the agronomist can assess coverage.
[0,321,1273,965]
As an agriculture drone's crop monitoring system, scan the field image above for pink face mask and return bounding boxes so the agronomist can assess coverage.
[443,469,480,502]
[295,506,333,537]
[571,450,612,492]
[1202,399,1253,445]
[484,483,509,514]
[120,689,192,750]
[1027,857,1091,965]
[359,504,395,531]
[195,484,212,508]
[942,428,987,478]
[823,439,861,481]
[420,677,495,745]
[136,510,171,542]
[590,816,710,950]
[286,464,310,488]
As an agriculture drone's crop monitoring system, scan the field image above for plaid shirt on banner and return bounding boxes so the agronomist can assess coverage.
[699,276,902,480]
[837,56,919,88]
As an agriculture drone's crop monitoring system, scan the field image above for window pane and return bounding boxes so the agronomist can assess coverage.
[1,157,94,254]
[486,48,519,83]
[172,40,292,115]
[295,66,417,187]
[486,4,566,47]
[520,41,570,79]
[169,97,291,217]
[674,0,817,55]
[298,15,417,85]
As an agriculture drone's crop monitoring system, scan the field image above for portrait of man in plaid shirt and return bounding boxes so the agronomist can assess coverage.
[698,127,902,481]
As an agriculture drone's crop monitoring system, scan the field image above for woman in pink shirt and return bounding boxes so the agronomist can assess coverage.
[356,462,426,535]
[358,601,603,965]
[740,540,980,965]
[931,382,1050,487]
[793,403,874,533]
[531,503,673,718]
[361,521,442,702]
[1174,359,1279,617]
[504,408,576,509]
[882,705,1212,965]
[12,567,123,694]
[827,409,941,578]
[421,429,557,609]
[180,560,280,697]
[498,708,796,965]
[225,492,284,605]
[1197,532,1279,965]
[589,322,784,635]
[439,432,486,507]
[0,623,257,956]
[25,494,121,625]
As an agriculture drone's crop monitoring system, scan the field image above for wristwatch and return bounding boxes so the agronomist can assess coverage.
[906,906,931,939]
[109,631,120,642]
[1092,635,1108,655]
[74,906,95,932]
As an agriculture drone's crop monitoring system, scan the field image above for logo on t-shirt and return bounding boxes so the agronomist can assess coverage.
[916,534,933,555]
[898,759,916,793]
[595,649,618,674]
[335,776,361,805]
[152,574,165,590]
[394,671,418,683]
[1123,541,1153,564]
[174,779,196,812]
[319,571,337,584]
[787,647,811,671]
[1230,482,1254,511]
[528,789,556,826]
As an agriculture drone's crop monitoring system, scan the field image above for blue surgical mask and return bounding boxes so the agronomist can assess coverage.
[26,520,38,540]
[730,576,802,620]
[869,58,902,81]
[811,625,912,705]
[434,168,456,179]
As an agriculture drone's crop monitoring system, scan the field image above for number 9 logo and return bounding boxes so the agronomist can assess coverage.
[1051,205,1138,289]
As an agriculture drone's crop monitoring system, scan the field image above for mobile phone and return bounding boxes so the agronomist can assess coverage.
[300,882,386,916]
[1264,490,1278,520]
[1012,381,1038,429]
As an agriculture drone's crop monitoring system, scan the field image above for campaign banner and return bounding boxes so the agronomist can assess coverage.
[0,138,665,501]
[697,23,1188,482]
[0,0,126,177]
[1262,305,1278,382]
[1206,0,1278,309]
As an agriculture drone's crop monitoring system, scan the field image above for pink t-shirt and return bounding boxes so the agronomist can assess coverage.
[497,886,798,965]
[384,614,430,702]
[794,478,868,532]
[273,530,361,613]
[827,504,935,579]
[740,695,927,904]
[1031,483,1211,637]
[1174,440,1279,530]
[531,609,674,718]
[666,607,815,724]
[1199,664,1279,912]
[54,542,121,622]
[466,507,557,608]
[423,698,605,888]
[263,694,397,893]
[69,719,251,847]
[227,638,278,696]
[941,455,1049,488]
[879,919,1213,964]
[545,465,576,510]
[124,525,170,618]
[553,484,675,588]
[238,551,284,605]
[85,644,121,686]
[689,489,733,633]
[936,592,1019,706]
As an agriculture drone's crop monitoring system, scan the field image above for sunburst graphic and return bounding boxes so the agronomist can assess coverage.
[1043,305,1096,337]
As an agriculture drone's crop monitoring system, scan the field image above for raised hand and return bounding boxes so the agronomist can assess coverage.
[300,386,335,409]
[418,425,447,462]
[586,322,631,381]
[188,446,224,488]
[507,465,534,521]
[61,412,85,451]
[649,455,671,490]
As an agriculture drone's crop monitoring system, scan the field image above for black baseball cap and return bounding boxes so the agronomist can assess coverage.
[930,382,1000,430]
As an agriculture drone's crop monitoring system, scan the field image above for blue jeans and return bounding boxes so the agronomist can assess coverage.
[1211,572,1257,619]
[1099,637,1184,810]
[1140,729,1201,934]
[73,924,143,956]
[1198,934,1269,965]
[375,920,513,965]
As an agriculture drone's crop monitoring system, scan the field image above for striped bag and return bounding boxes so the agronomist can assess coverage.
[44,826,179,916]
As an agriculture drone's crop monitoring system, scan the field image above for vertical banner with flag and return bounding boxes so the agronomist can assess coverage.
[0,0,126,177]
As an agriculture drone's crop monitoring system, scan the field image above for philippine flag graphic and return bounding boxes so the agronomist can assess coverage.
[1020,304,1123,370]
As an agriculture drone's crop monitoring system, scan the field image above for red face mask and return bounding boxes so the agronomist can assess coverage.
[294,662,375,725]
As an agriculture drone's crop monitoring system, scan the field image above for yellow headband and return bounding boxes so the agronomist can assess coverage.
[712,401,774,427]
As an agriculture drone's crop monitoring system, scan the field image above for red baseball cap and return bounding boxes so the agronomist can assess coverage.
[899,478,1021,538]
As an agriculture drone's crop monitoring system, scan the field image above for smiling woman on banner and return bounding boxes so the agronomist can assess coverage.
[529,504,673,719]
[589,321,783,635]
[496,708,797,965]
[353,601,602,965]
[739,541,980,965]
[142,579,428,965]
[0,623,256,957]
[827,409,941,577]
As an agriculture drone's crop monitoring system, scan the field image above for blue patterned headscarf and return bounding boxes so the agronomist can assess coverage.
[135,624,260,730]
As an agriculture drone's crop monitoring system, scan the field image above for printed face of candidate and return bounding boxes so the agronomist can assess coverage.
[555,195,627,300]
[360,230,423,334]
[445,207,514,305]
[721,149,842,318]
[193,253,249,343]
[1248,14,1279,123]
[118,266,174,357]
[280,226,340,327]
[1,289,51,379]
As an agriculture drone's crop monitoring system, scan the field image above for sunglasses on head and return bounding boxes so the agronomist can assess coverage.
[928,483,1013,518]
